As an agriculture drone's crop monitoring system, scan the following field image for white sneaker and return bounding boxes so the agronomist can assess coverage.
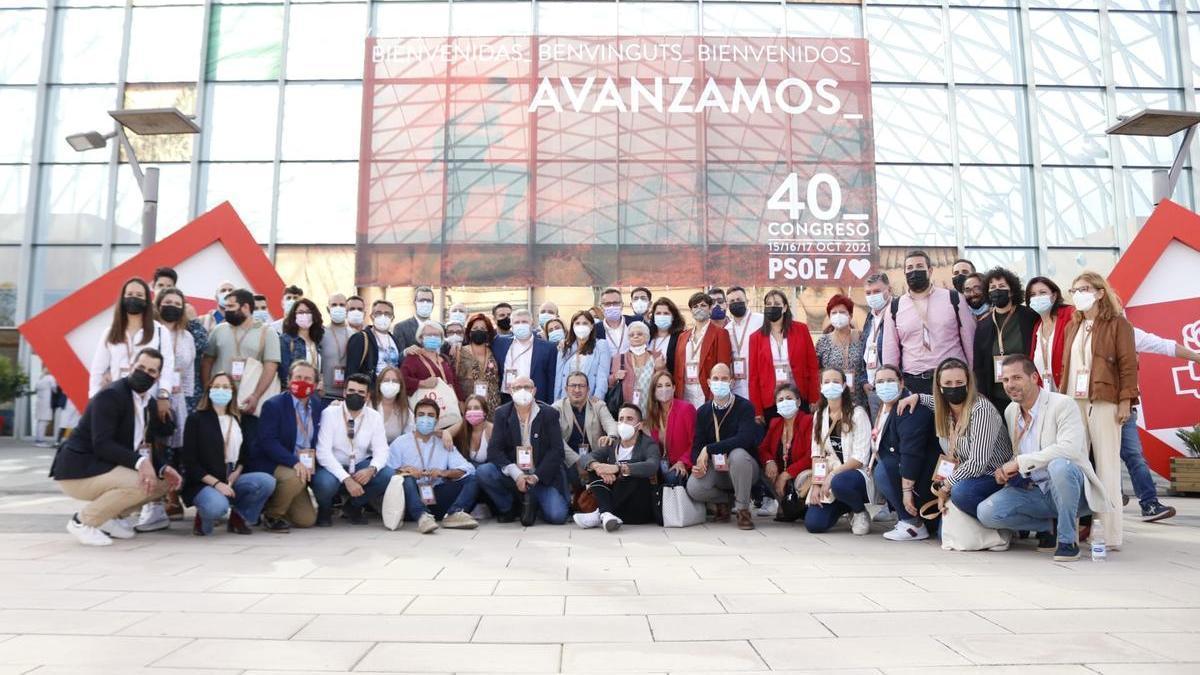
[850,511,870,536]
[135,502,169,532]
[872,506,897,523]
[417,512,439,534]
[882,520,929,541]
[441,511,479,530]
[573,510,601,529]
[67,517,112,546]
[100,517,136,540]
[601,512,623,533]
[988,529,1013,552]
[756,498,778,517]
[469,503,492,521]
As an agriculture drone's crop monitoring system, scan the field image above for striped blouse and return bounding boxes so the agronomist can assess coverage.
[917,394,1010,486]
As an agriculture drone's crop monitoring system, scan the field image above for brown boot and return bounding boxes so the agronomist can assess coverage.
[714,504,731,523]
[227,510,252,535]
[736,509,754,530]
[192,514,205,536]
[165,491,185,521]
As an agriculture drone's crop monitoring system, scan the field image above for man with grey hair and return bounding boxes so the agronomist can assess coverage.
[492,308,557,403]
[860,271,893,419]
[393,286,437,352]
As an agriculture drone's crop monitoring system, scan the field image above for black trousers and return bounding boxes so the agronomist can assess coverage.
[585,474,657,524]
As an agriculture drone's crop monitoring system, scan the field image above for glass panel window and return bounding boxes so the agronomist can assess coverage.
[539,2,617,35]
[1192,13,1200,89]
[949,9,1023,85]
[0,166,29,244]
[866,6,945,83]
[450,1,532,36]
[618,3,697,36]
[30,246,104,315]
[785,4,862,38]
[871,85,951,164]
[1108,12,1178,88]
[286,3,368,80]
[276,162,357,244]
[956,87,1029,164]
[1113,89,1185,167]
[126,6,204,83]
[42,85,119,163]
[114,162,192,244]
[281,83,361,161]
[1029,10,1102,86]
[1123,167,1193,231]
[703,3,785,36]
[35,164,111,244]
[372,2,448,37]
[1045,248,1118,281]
[960,166,1035,247]
[1036,89,1109,166]
[0,87,36,162]
[1108,0,1173,12]
[1028,0,1097,7]
[0,247,18,326]
[876,164,956,247]
[51,7,125,84]
[198,162,273,243]
[1040,166,1116,247]
[202,83,279,161]
[0,9,46,85]
[206,4,284,81]
[964,248,1037,281]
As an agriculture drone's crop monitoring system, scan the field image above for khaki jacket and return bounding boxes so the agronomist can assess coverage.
[1059,315,1139,405]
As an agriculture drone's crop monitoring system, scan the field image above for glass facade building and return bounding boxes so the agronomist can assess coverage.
[2,0,1198,430]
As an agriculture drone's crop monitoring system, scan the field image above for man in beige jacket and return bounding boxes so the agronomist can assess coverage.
[977,355,1112,562]
[552,371,617,499]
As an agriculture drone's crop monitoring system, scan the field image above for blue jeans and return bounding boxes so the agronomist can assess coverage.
[977,458,1092,544]
[804,470,868,533]
[950,475,1002,519]
[402,475,478,521]
[1120,411,1158,507]
[193,472,277,535]
[660,459,688,487]
[311,458,392,511]
[475,463,568,525]
[873,454,919,526]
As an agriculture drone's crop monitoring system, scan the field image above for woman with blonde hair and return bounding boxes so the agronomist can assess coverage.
[1059,271,1137,550]
[372,365,411,444]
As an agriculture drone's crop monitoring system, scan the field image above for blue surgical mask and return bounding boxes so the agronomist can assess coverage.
[512,323,532,340]
[970,303,991,317]
[415,415,436,436]
[866,292,887,312]
[253,309,270,324]
[209,388,233,407]
[422,335,443,351]
[821,382,846,400]
[328,306,347,324]
[538,312,555,327]
[654,315,672,330]
[776,398,798,418]
[876,381,901,403]
[1029,296,1053,315]
[547,328,565,343]
[709,380,731,398]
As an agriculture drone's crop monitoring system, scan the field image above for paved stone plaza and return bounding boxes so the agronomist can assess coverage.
[0,440,1198,674]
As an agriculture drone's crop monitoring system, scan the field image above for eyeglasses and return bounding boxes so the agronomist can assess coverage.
[373,312,393,319]
[1069,286,1096,295]
[601,301,622,308]
[566,383,588,389]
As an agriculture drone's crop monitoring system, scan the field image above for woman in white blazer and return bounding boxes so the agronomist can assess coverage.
[804,367,873,535]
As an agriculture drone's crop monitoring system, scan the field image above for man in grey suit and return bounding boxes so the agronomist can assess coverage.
[574,402,661,532]
[977,355,1113,562]
[392,286,436,353]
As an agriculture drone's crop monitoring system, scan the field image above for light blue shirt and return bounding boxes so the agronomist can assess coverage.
[1016,391,1051,491]
[554,339,611,401]
[387,432,475,487]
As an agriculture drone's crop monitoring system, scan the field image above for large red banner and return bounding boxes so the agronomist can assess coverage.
[357,36,875,287]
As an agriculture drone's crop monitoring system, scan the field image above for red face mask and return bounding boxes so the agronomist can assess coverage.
[290,380,314,399]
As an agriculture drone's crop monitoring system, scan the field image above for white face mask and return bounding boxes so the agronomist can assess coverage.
[449,311,467,326]
[373,315,391,332]
[572,324,592,340]
[865,292,887,312]
[347,309,365,326]
[830,313,850,329]
[282,298,296,316]
[617,422,637,441]
[631,299,649,315]
[629,344,647,355]
[446,334,463,347]
[1073,291,1097,313]
[512,389,534,406]
[415,300,433,319]
[379,381,401,399]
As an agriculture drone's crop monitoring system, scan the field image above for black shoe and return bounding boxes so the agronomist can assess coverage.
[345,505,367,525]
[1141,501,1176,522]
[315,509,333,527]
[1053,542,1080,562]
[520,493,537,527]
[261,514,291,532]
[1036,531,1056,552]
[496,510,517,524]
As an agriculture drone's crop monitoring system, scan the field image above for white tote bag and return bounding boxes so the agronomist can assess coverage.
[408,354,463,430]
[940,502,1009,551]
[235,326,282,416]
[662,485,706,528]
[381,474,406,531]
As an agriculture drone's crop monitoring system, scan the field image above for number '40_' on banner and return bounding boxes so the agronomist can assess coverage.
[356,36,876,288]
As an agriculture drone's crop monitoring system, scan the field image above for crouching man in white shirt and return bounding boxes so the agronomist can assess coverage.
[313,374,392,526]
[388,399,480,534]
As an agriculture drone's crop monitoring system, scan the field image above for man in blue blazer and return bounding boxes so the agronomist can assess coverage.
[252,359,325,532]
[870,365,939,542]
[491,308,556,404]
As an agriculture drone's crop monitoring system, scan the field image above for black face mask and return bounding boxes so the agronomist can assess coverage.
[128,369,156,394]
[344,393,366,412]
[941,385,968,405]
[988,289,1011,309]
[159,305,183,323]
[952,274,968,293]
[225,310,246,326]
[728,301,747,318]
[469,329,489,345]
[905,269,930,292]
[496,317,511,331]
[764,306,784,323]
[123,297,147,315]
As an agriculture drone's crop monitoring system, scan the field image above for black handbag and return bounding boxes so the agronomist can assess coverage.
[775,481,805,522]
[605,356,626,417]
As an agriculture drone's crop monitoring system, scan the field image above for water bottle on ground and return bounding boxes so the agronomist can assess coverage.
[1090,522,1107,562]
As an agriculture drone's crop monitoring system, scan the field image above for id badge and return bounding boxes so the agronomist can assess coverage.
[733,358,746,379]
[517,446,533,470]
[474,382,488,398]
[933,454,958,483]
[713,453,729,472]
[813,459,828,484]
[1073,369,1090,399]
[686,363,699,383]
[419,483,436,505]
[632,390,642,407]
[333,368,346,388]
[866,350,878,371]
[845,372,855,389]
[231,358,246,381]
[993,356,1005,383]
[922,327,932,349]
[775,366,790,382]
[297,449,315,471]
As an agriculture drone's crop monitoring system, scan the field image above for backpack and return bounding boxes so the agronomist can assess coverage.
[889,290,965,372]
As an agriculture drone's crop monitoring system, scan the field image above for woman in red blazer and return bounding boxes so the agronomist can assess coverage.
[759,382,814,502]
[1025,276,1074,392]
[672,291,733,407]
[749,289,819,421]
[645,369,697,486]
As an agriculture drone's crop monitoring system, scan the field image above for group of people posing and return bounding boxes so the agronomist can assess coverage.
[50,252,1198,559]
